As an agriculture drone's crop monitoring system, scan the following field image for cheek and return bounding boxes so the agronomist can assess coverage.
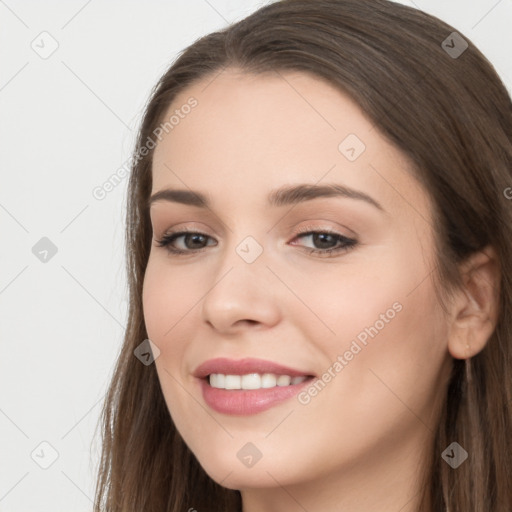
[288,252,404,359]
[142,256,200,341]
[318,266,449,429]
[142,259,204,434]
[309,243,448,407]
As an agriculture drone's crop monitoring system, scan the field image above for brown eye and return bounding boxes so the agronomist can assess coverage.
[291,230,358,257]
[155,230,216,254]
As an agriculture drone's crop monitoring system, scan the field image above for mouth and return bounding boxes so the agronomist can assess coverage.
[207,372,313,389]
[193,358,316,415]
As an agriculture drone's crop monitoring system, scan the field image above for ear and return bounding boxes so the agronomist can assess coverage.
[447,245,501,360]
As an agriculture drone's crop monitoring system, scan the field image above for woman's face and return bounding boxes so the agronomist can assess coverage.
[143,69,454,493]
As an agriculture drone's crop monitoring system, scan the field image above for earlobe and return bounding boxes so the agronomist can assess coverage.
[447,245,501,360]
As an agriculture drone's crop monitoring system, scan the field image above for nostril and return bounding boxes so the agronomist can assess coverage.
[236,319,259,327]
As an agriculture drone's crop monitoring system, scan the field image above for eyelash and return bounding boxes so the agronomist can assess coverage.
[154,227,358,258]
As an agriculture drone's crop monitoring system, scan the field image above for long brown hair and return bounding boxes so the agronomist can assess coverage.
[93,1,512,510]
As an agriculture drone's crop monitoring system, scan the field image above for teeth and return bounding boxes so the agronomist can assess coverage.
[261,373,277,388]
[241,373,261,389]
[277,375,291,386]
[209,373,225,388]
[209,373,308,390]
[224,375,241,389]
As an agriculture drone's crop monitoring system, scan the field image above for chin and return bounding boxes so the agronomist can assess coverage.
[204,464,283,490]
[189,445,288,490]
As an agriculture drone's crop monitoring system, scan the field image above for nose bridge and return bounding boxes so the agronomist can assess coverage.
[234,233,266,265]
[200,229,281,330]
[209,230,269,300]
[217,207,271,270]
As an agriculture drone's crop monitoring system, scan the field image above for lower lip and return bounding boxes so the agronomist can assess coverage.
[199,377,313,415]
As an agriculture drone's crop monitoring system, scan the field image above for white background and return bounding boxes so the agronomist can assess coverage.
[1,0,511,510]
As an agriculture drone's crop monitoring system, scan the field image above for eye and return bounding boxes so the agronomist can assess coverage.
[291,229,358,257]
[154,228,358,258]
[155,230,216,255]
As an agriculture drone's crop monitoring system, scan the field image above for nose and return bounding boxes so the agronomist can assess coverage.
[201,241,282,334]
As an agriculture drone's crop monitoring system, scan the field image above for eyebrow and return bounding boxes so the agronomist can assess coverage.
[147,183,384,212]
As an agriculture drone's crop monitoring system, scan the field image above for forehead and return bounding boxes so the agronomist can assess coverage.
[150,68,432,223]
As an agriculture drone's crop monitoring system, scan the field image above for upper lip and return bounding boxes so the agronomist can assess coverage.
[193,357,315,379]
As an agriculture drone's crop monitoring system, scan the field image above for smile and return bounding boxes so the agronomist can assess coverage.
[209,373,308,389]
[193,358,316,415]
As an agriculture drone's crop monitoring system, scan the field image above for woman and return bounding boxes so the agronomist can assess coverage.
[93,1,512,510]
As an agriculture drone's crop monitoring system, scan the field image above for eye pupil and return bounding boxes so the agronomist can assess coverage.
[186,233,207,248]
[313,233,336,249]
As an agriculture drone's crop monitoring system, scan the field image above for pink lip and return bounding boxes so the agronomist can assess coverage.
[193,357,315,416]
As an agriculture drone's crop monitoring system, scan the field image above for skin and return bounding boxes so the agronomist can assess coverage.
[142,68,499,512]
